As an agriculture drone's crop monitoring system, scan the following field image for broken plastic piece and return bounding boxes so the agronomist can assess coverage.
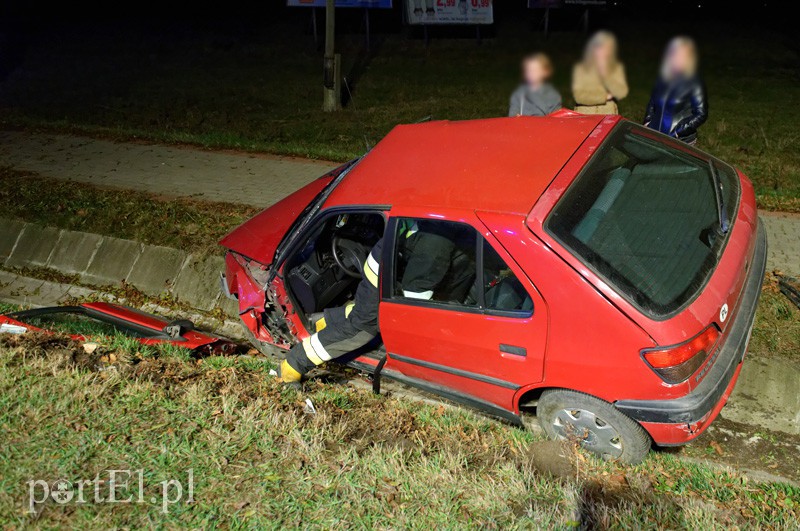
[0,323,27,335]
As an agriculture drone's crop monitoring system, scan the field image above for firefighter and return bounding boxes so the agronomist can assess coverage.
[279,220,473,383]
[396,220,474,303]
[279,239,383,383]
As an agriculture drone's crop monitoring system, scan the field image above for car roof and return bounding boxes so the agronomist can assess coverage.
[326,114,609,214]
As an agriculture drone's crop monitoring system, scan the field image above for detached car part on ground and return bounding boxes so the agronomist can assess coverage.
[220,113,766,464]
[0,302,238,355]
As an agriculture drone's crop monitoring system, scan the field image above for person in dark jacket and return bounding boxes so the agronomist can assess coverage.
[643,37,708,144]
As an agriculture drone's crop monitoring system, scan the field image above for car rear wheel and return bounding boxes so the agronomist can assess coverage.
[536,390,651,464]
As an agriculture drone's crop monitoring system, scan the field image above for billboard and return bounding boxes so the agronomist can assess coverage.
[406,0,493,25]
[287,0,393,7]
[528,0,605,6]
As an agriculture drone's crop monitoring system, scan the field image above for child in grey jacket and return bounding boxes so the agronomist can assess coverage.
[508,53,562,117]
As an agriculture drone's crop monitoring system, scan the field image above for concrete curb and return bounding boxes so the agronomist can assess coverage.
[0,218,236,325]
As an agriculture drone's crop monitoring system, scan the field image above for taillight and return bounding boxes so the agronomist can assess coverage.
[642,326,720,384]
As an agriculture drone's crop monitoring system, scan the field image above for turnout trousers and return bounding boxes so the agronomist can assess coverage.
[284,239,382,376]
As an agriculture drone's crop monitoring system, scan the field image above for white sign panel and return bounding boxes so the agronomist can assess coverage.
[406,0,493,25]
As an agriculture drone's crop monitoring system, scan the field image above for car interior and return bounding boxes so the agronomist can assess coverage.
[284,212,385,321]
[284,212,533,330]
[391,219,533,313]
[553,129,721,311]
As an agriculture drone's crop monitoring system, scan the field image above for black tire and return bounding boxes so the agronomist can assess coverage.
[536,389,652,465]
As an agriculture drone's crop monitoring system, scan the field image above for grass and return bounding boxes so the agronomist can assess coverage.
[0,331,797,528]
[749,275,800,359]
[0,16,798,211]
[0,167,258,256]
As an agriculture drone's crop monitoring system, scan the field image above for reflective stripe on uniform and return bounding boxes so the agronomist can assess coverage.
[310,333,332,362]
[364,252,380,288]
[301,337,324,366]
[302,333,333,366]
[404,220,419,238]
[344,303,355,318]
[403,289,434,300]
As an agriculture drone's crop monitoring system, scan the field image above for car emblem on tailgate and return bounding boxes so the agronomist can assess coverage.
[719,303,729,323]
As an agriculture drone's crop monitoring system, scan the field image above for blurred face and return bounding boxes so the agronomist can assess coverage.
[523,58,548,87]
[667,43,694,76]
[592,40,613,65]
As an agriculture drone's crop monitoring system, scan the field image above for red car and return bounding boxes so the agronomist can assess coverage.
[220,114,766,463]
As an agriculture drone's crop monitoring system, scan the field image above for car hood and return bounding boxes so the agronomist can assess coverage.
[219,177,331,264]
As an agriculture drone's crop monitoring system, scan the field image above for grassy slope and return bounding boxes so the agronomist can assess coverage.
[750,277,800,360]
[0,167,258,256]
[0,331,797,528]
[0,17,798,210]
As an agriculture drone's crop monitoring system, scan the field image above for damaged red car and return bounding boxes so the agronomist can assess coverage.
[220,114,766,463]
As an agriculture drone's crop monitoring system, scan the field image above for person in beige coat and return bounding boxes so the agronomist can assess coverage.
[572,31,629,115]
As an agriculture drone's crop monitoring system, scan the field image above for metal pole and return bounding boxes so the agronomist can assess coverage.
[312,7,318,47]
[323,0,341,111]
[364,7,370,52]
[544,7,549,38]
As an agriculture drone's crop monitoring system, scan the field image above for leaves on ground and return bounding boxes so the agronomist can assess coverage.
[0,167,258,256]
[0,333,797,528]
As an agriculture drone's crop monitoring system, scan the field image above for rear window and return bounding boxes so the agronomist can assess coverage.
[546,123,739,317]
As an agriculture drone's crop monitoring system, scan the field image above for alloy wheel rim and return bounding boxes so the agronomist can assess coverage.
[552,408,623,458]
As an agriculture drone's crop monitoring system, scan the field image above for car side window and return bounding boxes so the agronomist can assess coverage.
[392,218,477,307]
[481,239,533,313]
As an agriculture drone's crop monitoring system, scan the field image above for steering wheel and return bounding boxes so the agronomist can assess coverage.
[332,235,365,278]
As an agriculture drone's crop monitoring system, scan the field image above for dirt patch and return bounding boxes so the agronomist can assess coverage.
[0,331,104,370]
[680,416,800,484]
[525,440,578,479]
[577,478,683,527]
[320,401,421,454]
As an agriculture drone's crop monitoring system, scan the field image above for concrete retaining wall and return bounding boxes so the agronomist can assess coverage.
[0,218,237,319]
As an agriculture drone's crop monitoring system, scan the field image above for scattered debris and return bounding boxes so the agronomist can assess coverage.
[0,323,27,334]
[710,440,725,456]
[83,342,99,354]
[0,303,241,354]
[304,398,317,415]
[776,272,800,309]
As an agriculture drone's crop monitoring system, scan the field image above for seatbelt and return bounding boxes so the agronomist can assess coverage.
[372,354,388,394]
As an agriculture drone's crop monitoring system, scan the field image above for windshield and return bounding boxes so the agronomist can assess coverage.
[546,123,739,317]
[274,158,360,263]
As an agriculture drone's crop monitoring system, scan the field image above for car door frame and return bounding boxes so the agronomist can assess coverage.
[263,204,390,344]
[378,206,547,419]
